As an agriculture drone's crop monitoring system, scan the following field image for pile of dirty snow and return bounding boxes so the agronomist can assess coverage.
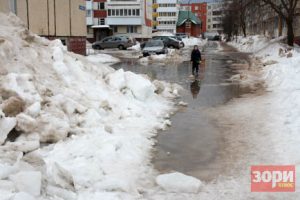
[0,13,180,200]
[182,37,207,47]
[229,35,286,53]
[86,53,120,64]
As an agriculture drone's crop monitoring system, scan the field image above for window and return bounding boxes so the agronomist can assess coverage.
[108,9,111,16]
[120,9,123,16]
[124,9,127,16]
[112,9,115,16]
[128,9,132,16]
[132,9,136,16]
[103,37,112,42]
[136,9,140,16]
[127,26,137,33]
[95,18,105,25]
[116,9,119,15]
[97,2,105,10]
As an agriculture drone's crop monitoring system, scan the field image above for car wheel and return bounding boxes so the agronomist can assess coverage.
[143,53,149,57]
[118,45,125,50]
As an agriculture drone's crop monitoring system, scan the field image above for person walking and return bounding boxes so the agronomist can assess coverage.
[190,45,202,77]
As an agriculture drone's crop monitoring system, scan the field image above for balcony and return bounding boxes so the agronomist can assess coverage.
[86,1,93,10]
[153,3,158,9]
[86,17,93,26]
[152,12,158,17]
[107,17,142,25]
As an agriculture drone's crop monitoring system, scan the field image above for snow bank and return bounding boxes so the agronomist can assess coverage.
[138,49,182,64]
[156,172,202,193]
[86,53,120,64]
[152,32,174,37]
[229,35,286,53]
[0,13,178,199]
[128,42,141,51]
[182,37,207,47]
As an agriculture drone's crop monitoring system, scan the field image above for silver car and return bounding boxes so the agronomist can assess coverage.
[142,40,168,57]
[92,36,135,50]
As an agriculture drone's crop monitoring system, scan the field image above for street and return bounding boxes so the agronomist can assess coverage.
[111,41,253,182]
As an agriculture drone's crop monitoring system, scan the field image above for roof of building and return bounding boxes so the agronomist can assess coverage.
[177,11,202,26]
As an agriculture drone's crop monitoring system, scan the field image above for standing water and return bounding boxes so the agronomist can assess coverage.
[112,42,252,181]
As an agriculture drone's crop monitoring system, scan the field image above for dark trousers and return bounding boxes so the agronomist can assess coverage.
[192,62,199,75]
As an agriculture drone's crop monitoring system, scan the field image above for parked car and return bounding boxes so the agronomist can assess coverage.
[152,36,182,49]
[203,32,220,41]
[170,36,185,47]
[142,40,168,57]
[92,36,135,50]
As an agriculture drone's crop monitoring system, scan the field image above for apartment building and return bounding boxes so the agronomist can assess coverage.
[86,0,111,42]
[105,0,152,40]
[207,1,223,33]
[153,0,179,33]
[0,0,87,55]
[180,2,207,33]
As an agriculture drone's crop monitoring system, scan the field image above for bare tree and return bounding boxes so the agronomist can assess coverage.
[222,0,253,38]
[259,0,299,46]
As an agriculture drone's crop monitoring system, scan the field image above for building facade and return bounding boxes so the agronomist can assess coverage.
[0,0,87,55]
[86,0,111,42]
[153,0,179,33]
[207,1,223,33]
[176,10,201,37]
[105,0,152,40]
[179,2,207,33]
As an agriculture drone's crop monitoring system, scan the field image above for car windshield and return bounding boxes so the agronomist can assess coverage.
[145,40,163,47]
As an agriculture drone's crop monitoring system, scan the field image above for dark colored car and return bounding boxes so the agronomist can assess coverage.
[142,40,168,57]
[152,36,182,49]
[92,36,135,50]
[170,36,185,47]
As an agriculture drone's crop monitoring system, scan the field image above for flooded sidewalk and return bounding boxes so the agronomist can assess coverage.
[112,42,253,182]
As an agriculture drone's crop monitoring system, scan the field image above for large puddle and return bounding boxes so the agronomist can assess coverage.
[112,42,252,181]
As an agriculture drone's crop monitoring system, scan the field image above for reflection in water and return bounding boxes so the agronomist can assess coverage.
[190,62,205,99]
[190,80,201,99]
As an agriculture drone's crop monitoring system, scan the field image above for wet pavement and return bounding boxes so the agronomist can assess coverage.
[112,42,252,182]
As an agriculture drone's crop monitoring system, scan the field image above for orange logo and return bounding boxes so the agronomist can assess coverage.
[251,165,295,192]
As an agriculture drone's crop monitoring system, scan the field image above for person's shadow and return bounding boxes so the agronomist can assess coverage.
[190,80,201,99]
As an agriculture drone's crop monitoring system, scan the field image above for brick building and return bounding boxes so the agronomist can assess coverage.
[0,0,87,55]
[176,10,201,37]
[180,2,207,33]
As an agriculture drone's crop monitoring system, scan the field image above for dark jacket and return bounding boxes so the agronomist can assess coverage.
[191,49,202,63]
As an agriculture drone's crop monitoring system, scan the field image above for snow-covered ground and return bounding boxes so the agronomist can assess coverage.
[0,13,184,200]
[182,37,207,48]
